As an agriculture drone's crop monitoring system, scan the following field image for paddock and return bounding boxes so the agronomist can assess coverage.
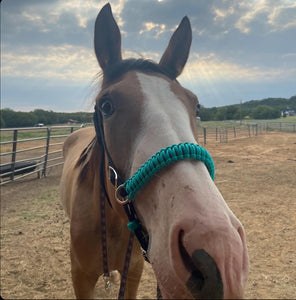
[1,132,295,299]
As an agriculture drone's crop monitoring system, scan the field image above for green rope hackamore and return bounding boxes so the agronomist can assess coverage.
[123,143,215,200]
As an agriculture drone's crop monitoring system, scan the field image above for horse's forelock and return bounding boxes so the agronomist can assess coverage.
[102,58,175,86]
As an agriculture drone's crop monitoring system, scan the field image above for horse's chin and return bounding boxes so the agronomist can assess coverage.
[154,273,194,299]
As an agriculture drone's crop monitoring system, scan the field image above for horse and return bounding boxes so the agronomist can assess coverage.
[60,3,249,299]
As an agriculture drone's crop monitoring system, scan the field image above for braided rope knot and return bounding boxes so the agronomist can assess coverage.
[123,143,215,200]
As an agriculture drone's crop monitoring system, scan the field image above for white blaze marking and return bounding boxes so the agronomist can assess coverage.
[136,72,196,146]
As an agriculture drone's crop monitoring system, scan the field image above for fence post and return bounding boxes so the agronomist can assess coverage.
[248,125,250,137]
[216,128,218,141]
[203,127,206,145]
[10,129,18,181]
[226,128,228,143]
[255,124,258,136]
[71,126,74,133]
[233,127,236,138]
[42,128,51,177]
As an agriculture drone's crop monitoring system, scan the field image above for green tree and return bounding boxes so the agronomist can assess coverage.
[251,105,280,119]
[215,106,240,120]
[1,109,16,127]
[199,106,217,121]
[33,109,58,125]
[32,109,47,123]
[1,109,38,127]
[0,115,5,128]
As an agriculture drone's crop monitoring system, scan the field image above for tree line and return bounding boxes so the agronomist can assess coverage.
[1,95,295,128]
[0,109,93,128]
[199,96,296,121]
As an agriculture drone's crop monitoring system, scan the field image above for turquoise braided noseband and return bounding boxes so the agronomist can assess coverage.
[120,143,215,201]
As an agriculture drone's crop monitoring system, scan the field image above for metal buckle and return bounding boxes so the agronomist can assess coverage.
[103,275,111,291]
[142,248,150,263]
[115,184,130,205]
[108,166,118,187]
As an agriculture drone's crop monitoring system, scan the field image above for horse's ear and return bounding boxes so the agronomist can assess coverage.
[159,16,192,79]
[94,3,122,72]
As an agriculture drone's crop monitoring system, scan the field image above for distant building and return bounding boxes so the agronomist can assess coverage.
[281,108,295,117]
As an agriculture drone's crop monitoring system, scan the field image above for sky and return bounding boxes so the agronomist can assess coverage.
[1,0,296,112]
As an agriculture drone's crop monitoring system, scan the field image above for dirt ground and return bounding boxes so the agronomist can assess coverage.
[1,132,295,299]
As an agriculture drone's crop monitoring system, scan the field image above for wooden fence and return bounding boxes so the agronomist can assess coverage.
[0,126,82,185]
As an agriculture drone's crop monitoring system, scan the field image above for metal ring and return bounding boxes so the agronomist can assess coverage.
[115,184,130,205]
[108,166,118,187]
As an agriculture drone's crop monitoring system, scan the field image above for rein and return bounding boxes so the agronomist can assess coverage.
[93,105,215,299]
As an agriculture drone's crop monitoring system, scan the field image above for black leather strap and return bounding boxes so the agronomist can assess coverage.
[93,106,124,186]
[93,105,150,255]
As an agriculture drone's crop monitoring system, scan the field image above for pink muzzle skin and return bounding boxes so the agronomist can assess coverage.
[135,160,249,299]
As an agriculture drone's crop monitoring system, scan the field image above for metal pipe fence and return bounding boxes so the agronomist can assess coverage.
[196,123,266,146]
[0,120,294,185]
[265,122,296,133]
[0,125,83,185]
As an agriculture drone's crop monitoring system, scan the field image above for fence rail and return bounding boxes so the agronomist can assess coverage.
[0,125,82,185]
[197,123,265,146]
[1,120,295,185]
[265,122,296,133]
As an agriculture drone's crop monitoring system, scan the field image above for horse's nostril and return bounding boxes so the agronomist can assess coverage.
[187,268,205,292]
[178,232,205,292]
[178,231,223,299]
[189,249,223,299]
[178,231,205,292]
[178,231,196,272]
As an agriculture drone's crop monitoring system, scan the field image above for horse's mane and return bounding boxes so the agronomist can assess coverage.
[103,58,175,84]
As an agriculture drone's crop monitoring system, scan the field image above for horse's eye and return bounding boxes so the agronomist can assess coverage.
[100,99,115,117]
[196,104,200,117]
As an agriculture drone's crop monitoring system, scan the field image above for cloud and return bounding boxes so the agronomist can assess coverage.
[268,3,296,31]
[2,45,99,83]
[1,0,128,48]
[234,0,296,34]
[1,0,295,111]
[123,49,160,61]
[121,0,214,35]
[1,45,160,86]
[234,2,268,34]
[213,5,235,22]
[181,52,296,83]
[281,53,296,59]
[139,22,167,38]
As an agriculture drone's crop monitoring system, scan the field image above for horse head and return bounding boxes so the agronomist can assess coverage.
[93,3,249,299]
